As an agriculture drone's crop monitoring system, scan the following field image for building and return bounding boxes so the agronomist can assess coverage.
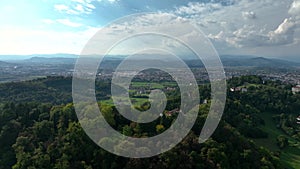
[292,85,300,94]
[165,108,181,117]
[230,87,248,93]
[297,116,300,124]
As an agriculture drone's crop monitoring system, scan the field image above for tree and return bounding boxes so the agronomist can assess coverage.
[156,124,165,134]
[100,104,116,127]
[122,125,133,136]
[276,135,289,149]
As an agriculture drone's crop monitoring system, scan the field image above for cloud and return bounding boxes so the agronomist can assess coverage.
[219,18,297,47]
[208,31,226,41]
[242,11,256,19]
[42,19,55,25]
[107,0,119,3]
[50,0,300,56]
[75,4,85,13]
[76,13,189,55]
[172,0,298,48]
[54,0,96,15]
[268,18,297,45]
[78,12,224,57]
[86,3,96,9]
[54,0,119,16]
[0,26,100,55]
[4,0,299,56]
[223,25,268,47]
[72,0,86,3]
[57,19,83,27]
[54,4,69,11]
[41,18,83,28]
[175,2,222,17]
[289,0,300,16]
[54,4,80,15]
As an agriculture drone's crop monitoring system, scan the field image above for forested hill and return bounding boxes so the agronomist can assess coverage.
[0,76,299,168]
[0,77,73,104]
[0,76,111,104]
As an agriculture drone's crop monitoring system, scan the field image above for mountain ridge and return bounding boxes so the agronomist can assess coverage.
[1,54,299,68]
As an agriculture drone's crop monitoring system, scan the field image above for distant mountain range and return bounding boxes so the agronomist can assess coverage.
[0,54,299,68]
[220,55,300,67]
[185,55,300,68]
[0,54,78,61]
[0,61,14,67]
[26,57,77,64]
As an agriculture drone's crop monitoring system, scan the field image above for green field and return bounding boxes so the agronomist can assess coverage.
[254,112,300,169]
[100,97,149,107]
[130,81,177,89]
[101,81,177,107]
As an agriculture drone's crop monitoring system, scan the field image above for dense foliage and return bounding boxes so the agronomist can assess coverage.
[0,75,299,169]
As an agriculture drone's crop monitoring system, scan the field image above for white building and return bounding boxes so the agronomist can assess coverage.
[292,85,300,94]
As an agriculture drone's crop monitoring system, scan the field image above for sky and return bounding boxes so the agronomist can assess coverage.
[0,0,299,58]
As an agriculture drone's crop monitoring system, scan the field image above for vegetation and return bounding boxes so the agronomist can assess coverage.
[0,75,299,168]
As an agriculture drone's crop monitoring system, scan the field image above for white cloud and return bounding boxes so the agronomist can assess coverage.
[268,18,297,45]
[158,0,300,56]
[214,17,297,48]
[42,19,55,24]
[208,31,226,41]
[108,0,119,3]
[75,4,85,13]
[289,0,300,16]
[54,0,119,16]
[223,25,267,47]
[0,26,100,55]
[78,13,221,56]
[3,0,300,56]
[41,18,83,28]
[72,0,86,3]
[273,18,296,35]
[57,19,83,27]
[54,4,80,15]
[49,0,299,56]
[242,11,256,19]
[174,1,298,48]
[54,0,96,15]
[54,4,69,11]
[175,2,222,17]
[86,3,96,9]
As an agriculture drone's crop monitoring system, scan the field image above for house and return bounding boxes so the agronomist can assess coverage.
[296,116,300,124]
[165,108,181,117]
[235,87,242,92]
[166,87,176,91]
[230,87,248,93]
[292,85,300,94]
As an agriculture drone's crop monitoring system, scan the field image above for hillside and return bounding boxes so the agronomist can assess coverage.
[26,57,76,65]
[220,55,300,67]
[0,61,13,67]
[2,54,299,68]
[0,76,299,168]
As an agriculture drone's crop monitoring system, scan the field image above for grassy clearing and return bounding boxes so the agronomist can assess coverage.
[130,81,177,89]
[253,112,300,169]
[281,147,300,169]
[102,81,177,107]
[100,97,149,107]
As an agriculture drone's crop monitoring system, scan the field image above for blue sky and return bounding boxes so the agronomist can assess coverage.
[0,0,299,58]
